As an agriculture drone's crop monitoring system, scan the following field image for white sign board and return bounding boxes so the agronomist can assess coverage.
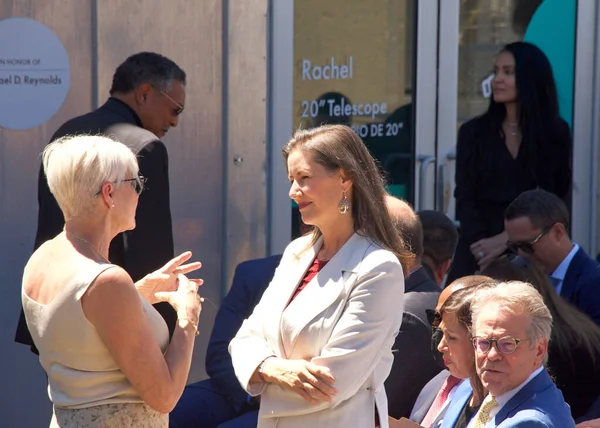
[0,17,70,130]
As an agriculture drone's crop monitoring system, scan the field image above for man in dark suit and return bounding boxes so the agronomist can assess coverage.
[15,52,186,351]
[417,210,459,287]
[505,189,600,325]
[170,254,282,428]
[384,197,443,419]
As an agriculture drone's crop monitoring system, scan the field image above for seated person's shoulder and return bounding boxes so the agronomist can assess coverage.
[501,409,556,428]
[236,254,282,273]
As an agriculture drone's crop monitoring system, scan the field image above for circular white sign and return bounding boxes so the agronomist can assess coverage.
[0,18,70,130]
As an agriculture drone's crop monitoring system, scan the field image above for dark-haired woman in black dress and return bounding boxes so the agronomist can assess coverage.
[447,41,571,282]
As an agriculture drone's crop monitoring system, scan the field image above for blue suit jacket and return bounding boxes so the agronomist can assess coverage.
[205,255,282,413]
[562,247,600,325]
[442,369,574,428]
[440,379,473,428]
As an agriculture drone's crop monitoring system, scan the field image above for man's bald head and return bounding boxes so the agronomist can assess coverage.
[385,195,423,260]
[436,275,494,311]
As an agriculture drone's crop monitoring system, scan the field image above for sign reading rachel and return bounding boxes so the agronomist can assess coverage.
[293,1,416,210]
[0,17,70,130]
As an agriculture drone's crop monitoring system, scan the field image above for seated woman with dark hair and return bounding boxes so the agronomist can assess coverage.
[482,257,600,422]
[410,276,494,428]
[435,280,496,428]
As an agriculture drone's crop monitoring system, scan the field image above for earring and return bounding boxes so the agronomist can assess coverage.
[338,192,351,214]
[111,203,115,208]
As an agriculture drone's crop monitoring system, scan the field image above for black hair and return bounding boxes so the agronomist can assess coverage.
[505,188,569,231]
[109,52,186,95]
[478,42,561,183]
[417,210,459,267]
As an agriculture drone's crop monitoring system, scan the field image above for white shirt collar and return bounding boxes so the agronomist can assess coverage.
[551,243,579,281]
[487,365,544,423]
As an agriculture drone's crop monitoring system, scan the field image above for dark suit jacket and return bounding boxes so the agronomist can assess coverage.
[207,255,282,413]
[561,247,600,325]
[386,266,443,419]
[15,98,176,350]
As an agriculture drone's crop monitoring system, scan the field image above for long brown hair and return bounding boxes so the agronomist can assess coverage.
[482,257,600,368]
[282,125,413,273]
[440,276,496,405]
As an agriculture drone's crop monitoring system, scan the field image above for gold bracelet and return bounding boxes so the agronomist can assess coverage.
[178,318,200,336]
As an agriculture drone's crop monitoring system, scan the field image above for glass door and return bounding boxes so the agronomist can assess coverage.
[282,0,439,239]
[436,0,578,221]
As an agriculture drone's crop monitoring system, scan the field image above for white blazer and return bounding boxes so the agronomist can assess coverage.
[229,232,405,428]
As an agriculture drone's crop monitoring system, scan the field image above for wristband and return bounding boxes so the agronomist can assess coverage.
[258,356,275,382]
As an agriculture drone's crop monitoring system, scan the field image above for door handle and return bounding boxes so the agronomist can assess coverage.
[416,154,436,210]
[436,149,456,212]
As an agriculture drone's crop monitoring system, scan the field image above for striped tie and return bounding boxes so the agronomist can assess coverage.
[472,394,498,428]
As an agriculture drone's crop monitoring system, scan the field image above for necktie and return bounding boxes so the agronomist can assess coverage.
[472,394,498,428]
[421,375,461,427]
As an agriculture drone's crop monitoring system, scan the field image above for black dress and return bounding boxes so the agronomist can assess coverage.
[454,396,479,428]
[447,117,571,281]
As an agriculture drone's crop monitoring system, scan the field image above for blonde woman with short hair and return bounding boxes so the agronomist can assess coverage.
[22,135,202,427]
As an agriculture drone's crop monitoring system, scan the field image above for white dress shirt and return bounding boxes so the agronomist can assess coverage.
[550,243,579,296]
[468,366,544,428]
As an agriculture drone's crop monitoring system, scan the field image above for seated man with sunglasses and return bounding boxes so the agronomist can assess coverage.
[15,52,187,352]
[443,281,574,427]
[504,189,600,325]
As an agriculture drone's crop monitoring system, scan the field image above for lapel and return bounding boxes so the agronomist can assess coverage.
[278,233,370,358]
[412,371,449,423]
[493,369,553,425]
[561,248,585,302]
[440,380,472,428]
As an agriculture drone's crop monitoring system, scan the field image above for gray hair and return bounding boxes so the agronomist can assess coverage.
[43,135,139,220]
[471,281,552,361]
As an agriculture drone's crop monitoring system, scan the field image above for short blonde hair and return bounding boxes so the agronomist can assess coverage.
[471,281,553,348]
[43,135,139,219]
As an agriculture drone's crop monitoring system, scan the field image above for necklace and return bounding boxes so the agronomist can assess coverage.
[503,122,521,137]
[66,231,110,263]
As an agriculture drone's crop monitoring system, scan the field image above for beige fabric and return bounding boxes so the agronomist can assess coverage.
[22,263,169,410]
[50,402,168,428]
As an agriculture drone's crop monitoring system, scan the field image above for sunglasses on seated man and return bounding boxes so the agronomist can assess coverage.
[506,224,555,255]
[426,309,442,331]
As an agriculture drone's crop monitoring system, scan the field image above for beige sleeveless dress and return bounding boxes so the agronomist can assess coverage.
[22,263,170,428]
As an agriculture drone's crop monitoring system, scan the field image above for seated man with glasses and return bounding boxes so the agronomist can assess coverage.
[503,188,600,325]
[442,281,575,428]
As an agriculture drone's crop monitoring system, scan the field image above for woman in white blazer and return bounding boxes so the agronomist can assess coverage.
[229,124,413,428]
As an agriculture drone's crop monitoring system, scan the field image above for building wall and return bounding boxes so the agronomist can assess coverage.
[0,1,267,425]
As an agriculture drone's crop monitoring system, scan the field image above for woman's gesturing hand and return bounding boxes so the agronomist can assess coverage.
[155,274,203,328]
[136,251,202,304]
[262,358,338,405]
